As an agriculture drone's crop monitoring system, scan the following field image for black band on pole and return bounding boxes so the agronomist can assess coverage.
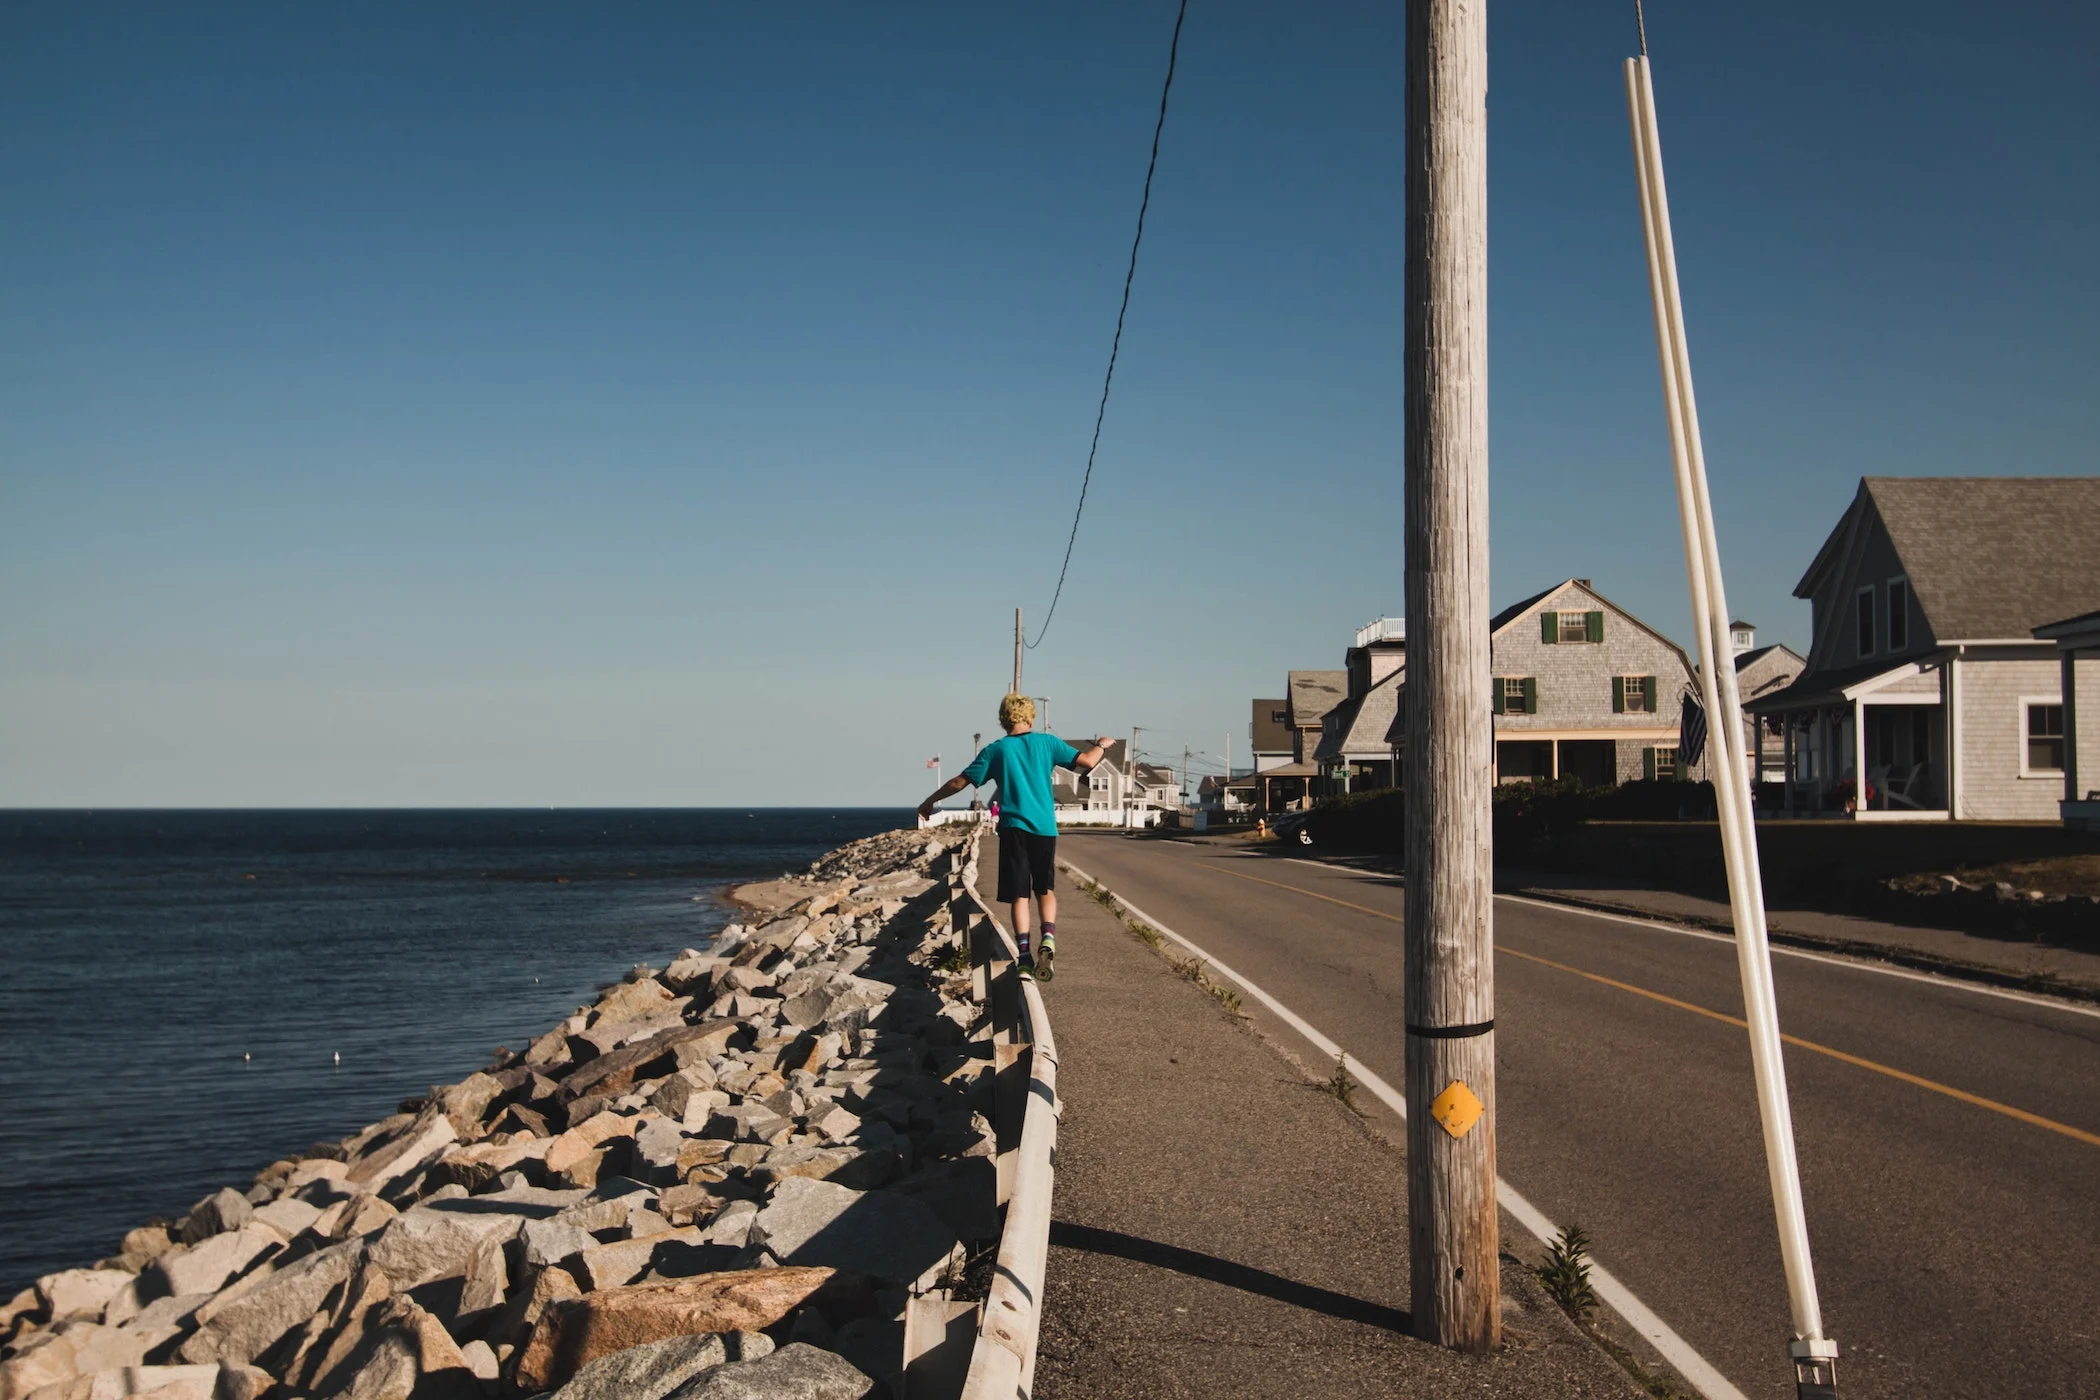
[1406,1019,1495,1040]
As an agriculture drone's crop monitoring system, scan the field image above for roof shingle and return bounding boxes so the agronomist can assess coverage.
[1863,477,2100,640]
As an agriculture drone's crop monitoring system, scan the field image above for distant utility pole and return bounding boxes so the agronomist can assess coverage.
[1402,0,1498,1353]
[1128,726,1143,828]
[1013,608,1024,695]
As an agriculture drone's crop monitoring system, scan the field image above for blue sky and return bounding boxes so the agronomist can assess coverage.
[4,2,2095,806]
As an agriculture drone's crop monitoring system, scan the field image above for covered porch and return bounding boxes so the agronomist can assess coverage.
[2034,609,2100,832]
[1753,661,1950,820]
[1250,762,1319,813]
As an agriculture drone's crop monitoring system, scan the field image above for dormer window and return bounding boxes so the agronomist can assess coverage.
[1542,610,1603,644]
[1887,577,1909,652]
[1856,586,1876,658]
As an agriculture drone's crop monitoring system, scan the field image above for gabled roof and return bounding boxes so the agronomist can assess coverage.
[1744,656,1923,714]
[1315,667,1403,760]
[1733,642,1802,673]
[1488,584,1563,635]
[1490,578,1695,669]
[1286,670,1348,726]
[1802,477,2100,641]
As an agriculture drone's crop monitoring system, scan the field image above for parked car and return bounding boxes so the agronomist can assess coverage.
[1270,810,1315,845]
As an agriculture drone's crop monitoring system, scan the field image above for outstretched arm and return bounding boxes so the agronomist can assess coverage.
[1072,736,1113,772]
[917,774,971,821]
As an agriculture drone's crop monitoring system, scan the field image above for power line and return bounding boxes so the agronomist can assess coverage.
[1027,0,1189,651]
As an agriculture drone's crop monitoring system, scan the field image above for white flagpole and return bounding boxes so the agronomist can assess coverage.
[1625,53,1838,1398]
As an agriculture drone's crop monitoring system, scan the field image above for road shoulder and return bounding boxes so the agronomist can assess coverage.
[987,851,1648,1399]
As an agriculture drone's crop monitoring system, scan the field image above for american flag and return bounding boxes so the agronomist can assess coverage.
[925,756,941,769]
[1679,691,1708,769]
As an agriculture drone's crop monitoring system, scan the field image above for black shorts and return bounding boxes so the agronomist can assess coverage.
[996,827,1057,904]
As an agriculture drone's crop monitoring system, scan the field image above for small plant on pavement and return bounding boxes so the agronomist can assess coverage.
[1539,1224,1598,1322]
[935,939,970,975]
[1323,1054,1362,1115]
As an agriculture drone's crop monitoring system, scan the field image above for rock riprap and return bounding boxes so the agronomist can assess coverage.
[0,826,993,1400]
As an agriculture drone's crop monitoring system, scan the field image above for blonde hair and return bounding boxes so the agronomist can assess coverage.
[999,693,1036,731]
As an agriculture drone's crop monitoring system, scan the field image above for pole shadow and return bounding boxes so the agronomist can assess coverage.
[1048,1220,1412,1333]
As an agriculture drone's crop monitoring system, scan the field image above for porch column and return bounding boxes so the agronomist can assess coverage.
[1945,654,1963,820]
[1783,719,1794,814]
[1551,741,1561,781]
[1755,717,1766,810]
[2066,648,2081,806]
[1853,698,1868,816]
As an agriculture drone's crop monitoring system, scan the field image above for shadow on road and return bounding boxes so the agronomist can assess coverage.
[1048,1219,1413,1333]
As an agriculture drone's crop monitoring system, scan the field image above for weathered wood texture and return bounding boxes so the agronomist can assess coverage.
[1401,0,1498,1352]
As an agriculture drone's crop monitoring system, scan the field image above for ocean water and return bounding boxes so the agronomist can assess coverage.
[0,808,908,1296]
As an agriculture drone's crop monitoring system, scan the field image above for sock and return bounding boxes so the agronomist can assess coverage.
[1041,921,1056,942]
[1017,929,1031,957]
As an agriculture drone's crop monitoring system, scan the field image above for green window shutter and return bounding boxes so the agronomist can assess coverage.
[1586,610,1604,643]
[1541,612,1558,643]
[1644,747,1656,781]
[1612,676,1625,713]
[1642,675,1657,712]
[1492,681,1505,716]
[1522,677,1537,714]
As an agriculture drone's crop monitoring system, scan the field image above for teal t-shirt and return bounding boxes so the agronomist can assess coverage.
[960,731,1082,837]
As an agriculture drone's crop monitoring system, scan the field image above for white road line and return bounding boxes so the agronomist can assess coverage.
[1271,853,2100,1021]
[1061,857,1751,1400]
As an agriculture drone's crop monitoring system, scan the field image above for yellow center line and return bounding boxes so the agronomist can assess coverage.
[1203,859,2100,1149]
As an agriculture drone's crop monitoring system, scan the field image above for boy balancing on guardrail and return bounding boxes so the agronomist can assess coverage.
[917,693,1111,982]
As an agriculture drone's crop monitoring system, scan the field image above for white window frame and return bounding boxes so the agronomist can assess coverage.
[2018,694,2066,778]
[1652,745,1680,781]
[1855,585,1876,659]
[1621,676,1651,713]
[1557,610,1592,644]
[1500,676,1531,715]
[1886,575,1909,653]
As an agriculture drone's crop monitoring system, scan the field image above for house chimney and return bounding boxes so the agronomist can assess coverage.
[1574,578,1592,589]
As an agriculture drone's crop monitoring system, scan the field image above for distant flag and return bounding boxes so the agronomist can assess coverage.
[1679,691,1708,769]
[925,756,941,769]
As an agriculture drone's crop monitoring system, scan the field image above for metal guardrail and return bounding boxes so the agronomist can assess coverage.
[923,821,1058,1400]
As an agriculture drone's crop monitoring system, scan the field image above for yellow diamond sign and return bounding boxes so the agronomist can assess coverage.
[1430,1080,1484,1139]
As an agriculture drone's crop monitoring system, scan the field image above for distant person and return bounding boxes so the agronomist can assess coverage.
[917,694,1110,980]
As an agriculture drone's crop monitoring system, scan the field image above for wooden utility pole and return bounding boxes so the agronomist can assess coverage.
[1402,0,1497,1351]
[1013,608,1024,696]
[1128,726,1142,826]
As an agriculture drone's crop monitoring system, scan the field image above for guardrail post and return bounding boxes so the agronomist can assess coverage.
[991,1040,1030,1207]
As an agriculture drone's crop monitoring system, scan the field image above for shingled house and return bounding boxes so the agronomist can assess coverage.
[1746,476,2100,820]
[1313,617,1408,793]
[1381,579,1706,785]
[1731,623,1806,784]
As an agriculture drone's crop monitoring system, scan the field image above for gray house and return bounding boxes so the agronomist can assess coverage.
[1746,477,2100,820]
[1731,624,1806,784]
[1383,579,1706,786]
[1314,617,1408,793]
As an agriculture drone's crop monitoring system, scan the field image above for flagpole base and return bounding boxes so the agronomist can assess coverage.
[1791,1337,1838,1399]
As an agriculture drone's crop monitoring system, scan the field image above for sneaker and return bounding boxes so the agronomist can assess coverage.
[1035,933,1056,982]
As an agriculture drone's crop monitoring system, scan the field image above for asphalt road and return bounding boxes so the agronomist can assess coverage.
[1058,832,2100,1400]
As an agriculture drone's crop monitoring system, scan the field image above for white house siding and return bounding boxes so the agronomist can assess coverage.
[1957,654,2067,820]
